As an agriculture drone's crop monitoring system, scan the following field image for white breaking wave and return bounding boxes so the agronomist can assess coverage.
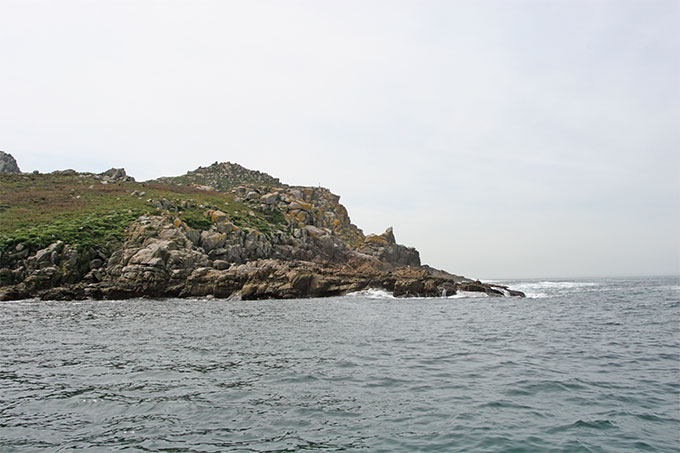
[537,281,598,288]
[491,280,600,299]
[494,287,512,297]
[345,288,396,299]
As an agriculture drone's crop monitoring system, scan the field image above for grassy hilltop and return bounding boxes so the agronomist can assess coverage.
[0,169,286,253]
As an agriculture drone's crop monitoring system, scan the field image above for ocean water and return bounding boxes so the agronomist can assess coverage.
[1,277,678,452]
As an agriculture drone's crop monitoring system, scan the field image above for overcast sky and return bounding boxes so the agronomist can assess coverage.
[1,0,678,279]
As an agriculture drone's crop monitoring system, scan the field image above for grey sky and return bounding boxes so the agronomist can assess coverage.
[1,0,678,279]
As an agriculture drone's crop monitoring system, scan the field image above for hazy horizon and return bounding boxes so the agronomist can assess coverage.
[1,0,678,280]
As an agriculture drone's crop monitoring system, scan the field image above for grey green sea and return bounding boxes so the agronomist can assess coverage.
[1,277,678,452]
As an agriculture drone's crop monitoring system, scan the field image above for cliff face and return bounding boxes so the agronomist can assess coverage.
[155,162,419,266]
[0,160,524,300]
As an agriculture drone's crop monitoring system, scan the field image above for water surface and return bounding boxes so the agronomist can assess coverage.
[1,277,678,451]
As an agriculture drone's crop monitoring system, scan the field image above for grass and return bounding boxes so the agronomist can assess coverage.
[0,173,290,252]
[179,207,213,230]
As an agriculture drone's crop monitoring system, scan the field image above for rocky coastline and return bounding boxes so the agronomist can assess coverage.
[0,156,524,301]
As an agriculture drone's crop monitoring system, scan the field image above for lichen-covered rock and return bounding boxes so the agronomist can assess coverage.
[208,209,229,223]
[200,230,227,253]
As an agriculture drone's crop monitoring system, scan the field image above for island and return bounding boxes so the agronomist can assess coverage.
[0,152,524,301]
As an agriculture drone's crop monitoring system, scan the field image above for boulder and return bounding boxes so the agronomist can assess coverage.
[216,222,235,234]
[261,193,279,205]
[209,210,229,223]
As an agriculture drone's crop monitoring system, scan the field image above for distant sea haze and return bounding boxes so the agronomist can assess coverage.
[1,276,678,451]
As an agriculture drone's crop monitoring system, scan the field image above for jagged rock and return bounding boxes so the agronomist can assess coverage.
[0,151,21,174]
[359,228,420,267]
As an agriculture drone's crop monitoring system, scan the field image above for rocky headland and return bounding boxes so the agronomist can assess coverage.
[0,156,524,301]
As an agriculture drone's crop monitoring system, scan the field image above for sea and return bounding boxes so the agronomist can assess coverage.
[1,277,678,452]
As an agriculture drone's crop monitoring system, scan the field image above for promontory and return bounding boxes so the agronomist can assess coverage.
[0,154,524,301]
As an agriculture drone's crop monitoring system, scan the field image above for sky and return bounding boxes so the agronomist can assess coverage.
[1,0,678,279]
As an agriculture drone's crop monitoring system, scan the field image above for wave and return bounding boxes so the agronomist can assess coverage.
[344,288,396,299]
[519,281,598,289]
[548,419,617,433]
[344,281,600,300]
[491,280,601,298]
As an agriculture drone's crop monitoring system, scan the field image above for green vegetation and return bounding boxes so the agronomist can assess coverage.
[178,207,213,230]
[229,207,287,236]
[0,172,289,251]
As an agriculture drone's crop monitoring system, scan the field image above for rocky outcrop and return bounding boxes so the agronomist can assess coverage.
[153,162,281,191]
[0,239,110,298]
[232,184,365,246]
[0,151,21,174]
[100,168,135,182]
[45,167,135,181]
[0,213,524,301]
[358,227,420,267]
